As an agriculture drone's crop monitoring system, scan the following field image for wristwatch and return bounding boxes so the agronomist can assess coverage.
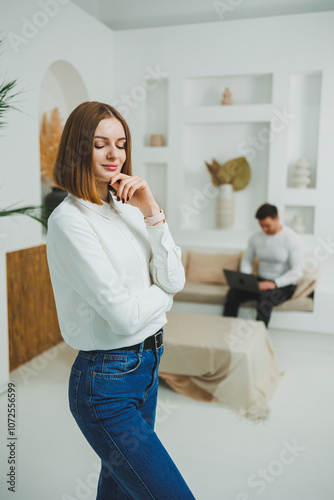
[144,209,166,226]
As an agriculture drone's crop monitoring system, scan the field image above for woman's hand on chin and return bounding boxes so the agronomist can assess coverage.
[109,174,160,217]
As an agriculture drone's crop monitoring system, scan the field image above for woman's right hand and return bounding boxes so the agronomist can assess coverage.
[109,173,160,216]
[172,293,177,297]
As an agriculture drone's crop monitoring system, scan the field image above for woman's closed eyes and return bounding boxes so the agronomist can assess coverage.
[94,142,126,150]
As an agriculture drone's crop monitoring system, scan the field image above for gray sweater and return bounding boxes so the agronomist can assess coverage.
[240,226,304,288]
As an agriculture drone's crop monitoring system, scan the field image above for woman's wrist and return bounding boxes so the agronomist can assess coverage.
[140,202,161,218]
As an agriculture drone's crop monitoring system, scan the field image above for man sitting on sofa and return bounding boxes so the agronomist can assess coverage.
[223,203,304,327]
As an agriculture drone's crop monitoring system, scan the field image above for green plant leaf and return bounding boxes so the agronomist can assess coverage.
[0,205,48,229]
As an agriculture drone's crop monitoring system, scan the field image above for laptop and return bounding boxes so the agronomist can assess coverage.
[223,269,261,294]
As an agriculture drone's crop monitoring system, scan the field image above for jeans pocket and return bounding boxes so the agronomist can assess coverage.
[68,367,82,419]
[93,352,142,379]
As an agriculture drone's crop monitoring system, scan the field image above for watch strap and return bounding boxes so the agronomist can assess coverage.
[144,209,166,226]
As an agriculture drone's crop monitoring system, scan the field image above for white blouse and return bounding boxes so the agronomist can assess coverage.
[46,192,185,351]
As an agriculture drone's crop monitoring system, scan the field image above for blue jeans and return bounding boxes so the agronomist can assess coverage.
[68,331,195,500]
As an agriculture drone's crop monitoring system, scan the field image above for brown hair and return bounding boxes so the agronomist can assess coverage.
[53,101,132,205]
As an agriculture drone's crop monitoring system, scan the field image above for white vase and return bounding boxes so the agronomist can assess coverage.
[291,215,306,234]
[217,184,234,228]
[292,157,311,188]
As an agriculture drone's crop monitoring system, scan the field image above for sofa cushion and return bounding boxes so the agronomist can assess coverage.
[187,250,243,285]
[292,266,317,300]
[174,282,228,305]
[175,282,314,311]
[242,297,314,312]
[273,297,314,311]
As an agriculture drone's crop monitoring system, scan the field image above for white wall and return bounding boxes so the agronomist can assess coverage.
[111,11,334,333]
[0,0,114,392]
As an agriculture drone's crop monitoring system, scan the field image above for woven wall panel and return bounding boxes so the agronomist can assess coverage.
[6,244,61,371]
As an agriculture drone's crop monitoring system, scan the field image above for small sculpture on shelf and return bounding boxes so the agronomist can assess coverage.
[221,87,233,105]
[292,157,311,188]
[291,214,306,234]
[205,157,251,228]
[149,134,165,147]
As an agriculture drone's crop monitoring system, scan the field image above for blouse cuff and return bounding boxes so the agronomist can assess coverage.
[146,221,168,230]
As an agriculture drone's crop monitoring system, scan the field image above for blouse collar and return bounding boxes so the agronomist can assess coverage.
[67,192,122,220]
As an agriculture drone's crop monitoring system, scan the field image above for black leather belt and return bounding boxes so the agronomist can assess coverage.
[119,329,163,351]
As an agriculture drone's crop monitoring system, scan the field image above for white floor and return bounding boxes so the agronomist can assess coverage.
[1,327,334,500]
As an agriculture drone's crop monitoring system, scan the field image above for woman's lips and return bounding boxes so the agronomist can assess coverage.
[103,165,118,171]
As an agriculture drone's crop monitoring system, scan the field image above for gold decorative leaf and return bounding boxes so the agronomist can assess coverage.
[206,156,251,191]
[205,161,221,187]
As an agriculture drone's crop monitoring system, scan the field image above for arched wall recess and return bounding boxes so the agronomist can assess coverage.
[39,60,89,201]
[39,60,89,123]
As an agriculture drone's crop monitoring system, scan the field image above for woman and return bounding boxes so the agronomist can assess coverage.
[46,101,195,499]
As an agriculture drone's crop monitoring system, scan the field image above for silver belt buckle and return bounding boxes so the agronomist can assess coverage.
[154,330,163,349]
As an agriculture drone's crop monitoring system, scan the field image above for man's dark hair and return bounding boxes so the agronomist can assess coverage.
[255,203,278,220]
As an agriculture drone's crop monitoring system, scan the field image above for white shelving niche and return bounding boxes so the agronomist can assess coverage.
[184,73,273,107]
[182,122,270,232]
[144,78,168,147]
[136,78,169,215]
[283,71,322,237]
[181,73,273,242]
[286,71,322,190]
[284,205,315,235]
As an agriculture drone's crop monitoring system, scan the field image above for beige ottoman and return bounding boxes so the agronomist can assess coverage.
[159,312,284,421]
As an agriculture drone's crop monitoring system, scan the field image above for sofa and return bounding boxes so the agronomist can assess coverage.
[175,249,317,312]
